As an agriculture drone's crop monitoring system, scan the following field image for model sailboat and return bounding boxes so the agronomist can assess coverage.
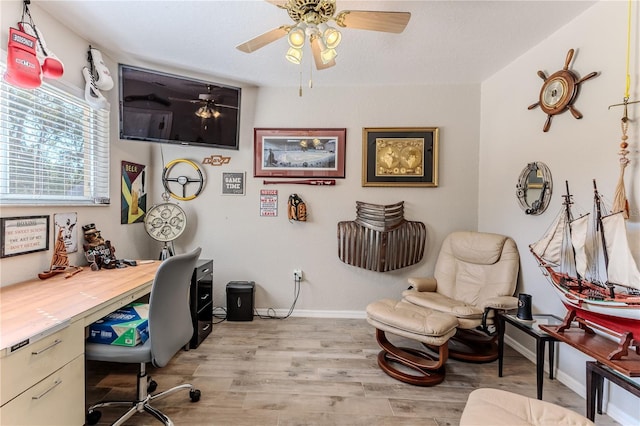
[530,180,640,358]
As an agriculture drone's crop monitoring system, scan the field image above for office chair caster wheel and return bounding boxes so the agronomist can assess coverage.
[147,379,158,393]
[190,389,201,402]
[86,410,101,425]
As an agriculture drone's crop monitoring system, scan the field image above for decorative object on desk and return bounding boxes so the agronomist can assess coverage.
[0,215,49,258]
[203,154,231,166]
[254,128,346,178]
[516,162,552,215]
[527,48,598,132]
[362,127,438,187]
[83,223,117,270]
[337,201,426,272]
[288,193,307,222]
[516,293,533,321]
[39,227,82,279]
[144,192,187,260]
[162,158,204,201]
[222,172,245,195]
[263,179,335,185]
[530,180,640,360]
[54,212,78,253]
[121,161,147,224]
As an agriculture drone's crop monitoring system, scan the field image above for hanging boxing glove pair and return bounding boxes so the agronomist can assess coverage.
[4,1,64,89]
[83,46,113,110]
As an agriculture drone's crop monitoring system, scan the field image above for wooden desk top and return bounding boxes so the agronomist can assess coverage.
[0,261,160,353]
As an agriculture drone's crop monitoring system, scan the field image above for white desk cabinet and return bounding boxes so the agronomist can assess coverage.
[0,321,84,425]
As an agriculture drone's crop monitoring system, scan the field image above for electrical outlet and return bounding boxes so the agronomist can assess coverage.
[293,269,303,281]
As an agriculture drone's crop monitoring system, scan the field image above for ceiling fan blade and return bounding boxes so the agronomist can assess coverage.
[168,97,202,104]
[334,11,411,33]
[310,36,336,70]
[216,103,239,110]
[236,25,291,53]
[265,0,288,7]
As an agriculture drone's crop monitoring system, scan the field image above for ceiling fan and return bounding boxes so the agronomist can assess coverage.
[169,85,239,119]
[236,0,411,70]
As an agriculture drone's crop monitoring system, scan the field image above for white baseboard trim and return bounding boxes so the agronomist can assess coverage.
[254,308,367,319]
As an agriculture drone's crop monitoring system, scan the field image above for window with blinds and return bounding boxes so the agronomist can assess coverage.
[0,62,110,205]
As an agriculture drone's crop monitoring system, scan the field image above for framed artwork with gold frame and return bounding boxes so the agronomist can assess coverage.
[362,127,439,187]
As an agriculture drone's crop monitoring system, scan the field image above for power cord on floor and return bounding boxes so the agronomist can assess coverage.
[254,276,301,320]
[212,306,227,324]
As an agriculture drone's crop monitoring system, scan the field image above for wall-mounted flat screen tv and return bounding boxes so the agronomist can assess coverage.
[119,64,241,150]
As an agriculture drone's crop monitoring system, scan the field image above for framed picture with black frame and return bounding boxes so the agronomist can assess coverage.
[362,127,439,187]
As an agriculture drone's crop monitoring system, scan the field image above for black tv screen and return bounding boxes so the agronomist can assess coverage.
[119,64,241,150]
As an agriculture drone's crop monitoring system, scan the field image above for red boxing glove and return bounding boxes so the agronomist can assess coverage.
[4,27,42,89]
[19,22,64,80]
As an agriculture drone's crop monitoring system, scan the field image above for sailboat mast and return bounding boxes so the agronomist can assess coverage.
[563,181,582,291]
[593,179,615,298]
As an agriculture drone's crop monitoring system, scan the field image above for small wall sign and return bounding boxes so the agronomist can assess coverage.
[0,215,50,258]
[260,189,278,217]
[222,172,246,195]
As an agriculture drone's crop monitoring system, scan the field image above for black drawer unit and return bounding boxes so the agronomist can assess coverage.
[190,258,213,349]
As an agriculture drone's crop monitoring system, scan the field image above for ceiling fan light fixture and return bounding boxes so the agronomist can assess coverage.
[318,23,341,48]
[285,46,303,64]
[288,23,307,48]
[320,47,337,64]
[195,106,213,119]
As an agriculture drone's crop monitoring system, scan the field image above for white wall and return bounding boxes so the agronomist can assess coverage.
[479,1,639,424]
[155,83,481,315]
[0,1,154,284]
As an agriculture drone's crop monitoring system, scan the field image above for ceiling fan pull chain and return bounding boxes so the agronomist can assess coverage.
[309,55,314,89]
[299,71,303,97]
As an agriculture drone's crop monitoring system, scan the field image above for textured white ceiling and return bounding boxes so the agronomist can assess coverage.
[38,0,597,87]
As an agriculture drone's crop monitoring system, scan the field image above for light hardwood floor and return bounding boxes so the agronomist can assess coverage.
[86,317,620,425]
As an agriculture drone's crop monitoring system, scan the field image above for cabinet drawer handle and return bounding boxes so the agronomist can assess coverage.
[31,339,62,355]
[202,324,210,331]
[32,379,62,400]
[200,294,210,301]
[201,268,210,274]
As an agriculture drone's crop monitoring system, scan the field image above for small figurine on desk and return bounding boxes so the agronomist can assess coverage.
[82,223,117,270]
[38,228,83,280]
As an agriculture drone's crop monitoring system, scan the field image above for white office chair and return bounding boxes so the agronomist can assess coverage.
[85,247,202,426]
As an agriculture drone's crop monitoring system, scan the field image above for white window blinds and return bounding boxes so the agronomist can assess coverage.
[0,62,110,205]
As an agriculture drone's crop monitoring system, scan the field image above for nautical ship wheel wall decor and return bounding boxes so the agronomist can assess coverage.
[528,48,598,132]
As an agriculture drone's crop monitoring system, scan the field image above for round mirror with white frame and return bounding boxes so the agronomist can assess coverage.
[516,162,552,215]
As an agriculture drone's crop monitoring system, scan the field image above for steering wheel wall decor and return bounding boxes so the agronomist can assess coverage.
[516,162,553,215]
[162,158,205,201]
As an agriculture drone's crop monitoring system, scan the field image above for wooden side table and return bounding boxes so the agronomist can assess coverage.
[497,313,563,400]
[586,361,640,421]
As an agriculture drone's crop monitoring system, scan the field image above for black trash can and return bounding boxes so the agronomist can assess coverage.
[226,281,255,321]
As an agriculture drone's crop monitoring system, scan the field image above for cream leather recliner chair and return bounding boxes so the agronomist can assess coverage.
[403,231,520,362]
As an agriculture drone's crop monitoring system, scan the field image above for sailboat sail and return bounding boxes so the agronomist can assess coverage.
[602,212,640,289]
[530,211,565,267]
[569,213,589,279]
